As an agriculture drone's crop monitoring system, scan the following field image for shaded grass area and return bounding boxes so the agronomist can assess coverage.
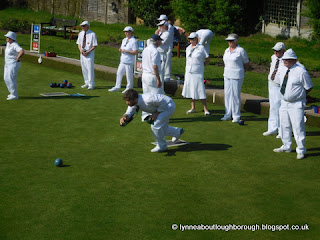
[0,57,320,240]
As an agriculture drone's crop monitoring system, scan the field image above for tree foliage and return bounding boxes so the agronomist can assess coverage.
[128,0,172,26]
[171,0,263,35]
[303,0,320,40]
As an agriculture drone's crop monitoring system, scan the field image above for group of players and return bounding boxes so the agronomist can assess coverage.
[3,15,314,157]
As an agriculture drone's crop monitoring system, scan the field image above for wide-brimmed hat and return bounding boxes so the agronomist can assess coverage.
[272,42,286,51]
[157,14,168,21]
[123,26,134,32]
[282,49,297,59]
[188,32,198,39]
[4,31,16,41]
[80,21,90,26]
[225,33,238,41]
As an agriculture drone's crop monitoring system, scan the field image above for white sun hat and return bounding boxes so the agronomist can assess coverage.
[4,31,17,41]
[282,49,298,59]
[272,42,286,51]
[80,21,90,26]
[123,26,134,32]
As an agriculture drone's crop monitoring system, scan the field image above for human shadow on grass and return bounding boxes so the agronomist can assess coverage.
[241,115,268,122]
[170,115,222,123]
[20,96,99,100]
[165,142,232,156]
[306,131,320,136]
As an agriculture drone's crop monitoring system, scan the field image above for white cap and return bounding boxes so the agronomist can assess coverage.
[80,21,90,26]
[188,32,198,39]
[123,26,134,32]
[282,49,297,60]
[157,20,168,26]
[272,42,286,51]
[4,31,16,41]
[225,33,238,41]
[158,14,168,21]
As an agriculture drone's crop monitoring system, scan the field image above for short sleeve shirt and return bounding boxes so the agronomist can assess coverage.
[185,44,209,74]
[5,42,22,61]
[120,36,138,64]
[142,44,161,75]
[223,45,249,79]
[76,29,98,51]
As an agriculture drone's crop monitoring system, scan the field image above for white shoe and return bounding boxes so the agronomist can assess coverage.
[7,96,19,100]
[263,131,277,136]
[122,88,129,93]
[172,128,185,143]
[232,119,240,123]
[88,86,95,90]
[276,134,281,139]
[186,109,196,114]
[108,87,120,92]
[204,111,210,116]
[81,84,89,88]
[297,153,304,159]
[151,145,168,153]
[221,116,231,121]
[273,146,291,153]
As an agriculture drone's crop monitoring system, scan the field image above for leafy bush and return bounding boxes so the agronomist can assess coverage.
[0,18,31,34]
[303,0,320,41]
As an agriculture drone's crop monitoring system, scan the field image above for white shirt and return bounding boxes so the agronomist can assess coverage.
[157,31,170,53]
[185,44,209,74]
[76,29,98,51]
[120,36,138,64]
[5,41,22,61]
[196,29,214,44]
[268,54,285,85]
[223,45,249,79]
[279,64,313,102]
[125,94,173,117]
[142,44,161,74]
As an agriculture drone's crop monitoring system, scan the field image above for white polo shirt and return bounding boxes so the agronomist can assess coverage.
[223,45,249,79]
[125,94,173,117]
[120,36,138,64]
[185,44,209,74]
[5,42,22,61]
[76,29,98,52]
[142,44,161,75]
[157,30,170,53]
[279,64,313,102]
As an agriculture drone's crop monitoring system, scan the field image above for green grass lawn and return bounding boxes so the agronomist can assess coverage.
[1,53,320,240]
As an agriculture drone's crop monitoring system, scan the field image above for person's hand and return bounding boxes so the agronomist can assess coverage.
[149,112,160,121]
[156,77,162,88]
[120,115,129,126]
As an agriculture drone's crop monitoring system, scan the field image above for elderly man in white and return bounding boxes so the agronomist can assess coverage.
[196,29,214,55]
[156,14,174,82]
[273,49,313,160]
[109,26,138,93]
[263,42,286,137]
[76,21,98,90]
[120,89,184,152]
[4,31,24,100]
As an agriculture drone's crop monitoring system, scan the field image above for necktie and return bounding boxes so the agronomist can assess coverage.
[280,69,290,95]
[189,46,196,57]
[82,32,86,49]
[271,59,279,80]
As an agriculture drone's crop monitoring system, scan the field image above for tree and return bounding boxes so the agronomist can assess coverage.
[128,0,172,26]
[303,0,320,40]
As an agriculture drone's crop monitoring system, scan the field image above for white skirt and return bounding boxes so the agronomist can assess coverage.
[182,71,206,99]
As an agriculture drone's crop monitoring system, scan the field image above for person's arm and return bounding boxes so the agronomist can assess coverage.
[120,49,138,55]
[153,65,162,88]
[82,46,97,56]
[244,63,249,71]
[16,49,24,62]
[204,57,210,66]
[149,111,160,121]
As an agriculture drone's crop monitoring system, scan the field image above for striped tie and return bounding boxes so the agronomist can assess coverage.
[280,69,290,95]
[82,31,86,49]
[271,59,279,80]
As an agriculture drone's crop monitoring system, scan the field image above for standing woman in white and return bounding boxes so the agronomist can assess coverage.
[109,26,138,93]
[182,32,210,116]
[76,21,98,90]
[4,31,24,100]
[221,33,249,122]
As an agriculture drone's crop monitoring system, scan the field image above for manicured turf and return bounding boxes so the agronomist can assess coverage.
[0,58,320,240]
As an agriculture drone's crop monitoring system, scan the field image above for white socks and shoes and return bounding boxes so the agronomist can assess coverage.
[263,131,277,136]
[150,145,168,153]
[273,146,291,153]
[172,128,185,143]
[108,87,120,92]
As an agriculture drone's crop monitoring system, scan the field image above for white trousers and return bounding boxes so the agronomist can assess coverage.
[151,100,180,149]
[279,99,306,154]
[159,52,167,84]
[4,60,21,97]
[80,52,95,87]
[164,46,172,82]
[115,63,134,89]
[267,82,281,133]
[223,78,243,121]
